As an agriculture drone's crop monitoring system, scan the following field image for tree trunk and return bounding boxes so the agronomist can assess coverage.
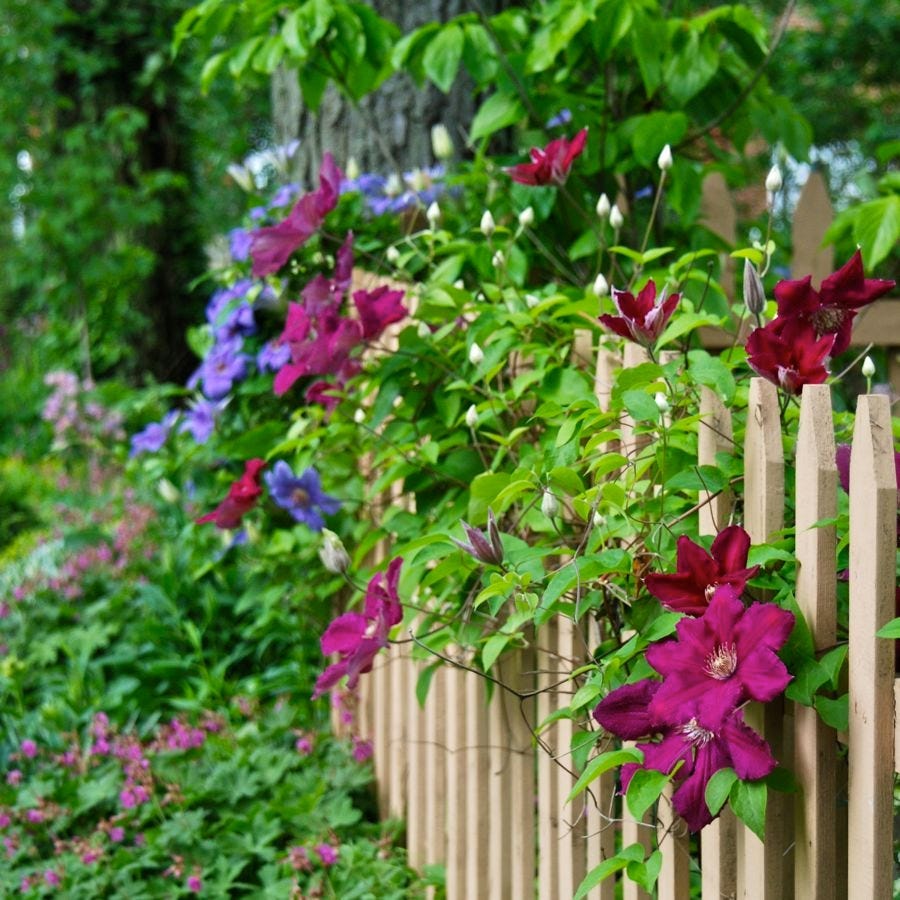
[274,0,513,184]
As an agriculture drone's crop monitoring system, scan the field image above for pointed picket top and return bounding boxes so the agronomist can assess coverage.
[847,393,896,900]
[743,377,785,544]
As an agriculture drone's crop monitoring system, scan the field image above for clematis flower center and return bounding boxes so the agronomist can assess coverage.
[291,487,310,508]
[704,583,717,601]
[703,643,738,680]
[679,717,715,747]
[812,307,847,334]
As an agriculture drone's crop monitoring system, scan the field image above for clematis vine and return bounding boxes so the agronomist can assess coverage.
[196,459,266,529]
[773,250,894,356]
[264,461,341,531]
[249,153,342,278]
[506,128,588,186]
[646,586,794,728]
[644,526,759,616]
[599,280,680,348]
[745,317,833,395]
[593,679,778,832]
[313,558,403,698]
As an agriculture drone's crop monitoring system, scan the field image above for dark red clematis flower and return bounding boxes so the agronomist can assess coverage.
[646,586,794,729]
[745,316,834,395]
[506,128,588,186]
[644,525,759,616]
[313,558,403,698]
[196,458,266,529]
[353,286,407,340]
[774,250,895,356]
[594,678,777,832]
[250,154,342,277]
[599,280,680,347]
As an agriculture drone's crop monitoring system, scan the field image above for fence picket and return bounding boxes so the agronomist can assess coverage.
[537,620,563,898]
[444,663,468,900]
[793,384,839,900]
[847,394,896,899]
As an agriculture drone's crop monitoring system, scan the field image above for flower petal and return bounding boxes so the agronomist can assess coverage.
[593,679,660,739]
[320,612,368,655]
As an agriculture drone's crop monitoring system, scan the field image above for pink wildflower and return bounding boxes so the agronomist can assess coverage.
[20,740,37,759]
[316,843,339,867]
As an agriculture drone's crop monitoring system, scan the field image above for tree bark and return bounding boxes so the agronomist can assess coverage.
[275,0,513,184]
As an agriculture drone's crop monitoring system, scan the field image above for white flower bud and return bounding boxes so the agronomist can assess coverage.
[431,124,454,161]
[592,511,606,528]
[468,342,485,366]
[492,250,505,268]
[480,209,495,237]
[345,156,361,181]
[609,204,624,229]
[453,279,465,290]
[592,273,609,297]
[426,201,441,228]
[226,163,255,193]
[353,408,366,424]
[541,489,560,519]
[525,293,541,309]
[417,321,431,338]
[657,144,673,171]
[595,193,611,219]
[319,529,350,574]
[518,206,535,227]
[158,478,180,504]
[386,246,400,265]
[392,395,403,408]
[654,392,670,413]
[465,404,478,428]
[765,164,782,193]
[862,355,876,378]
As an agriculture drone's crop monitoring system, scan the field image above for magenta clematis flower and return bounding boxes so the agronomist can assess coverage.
[196,459,266,529]
[250,154,342,277]
[506,128,588,186]
[644,526,759,616]
[774,250,894,356]
[313,558,403,698]
[745,317,834,395]
[646,586,794,728]
[594,677,777,831]
[599,280,680,347]
[353,286,407,340]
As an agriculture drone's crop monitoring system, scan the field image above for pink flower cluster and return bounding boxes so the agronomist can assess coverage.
[42,370,124,448]
[594,527,794,831]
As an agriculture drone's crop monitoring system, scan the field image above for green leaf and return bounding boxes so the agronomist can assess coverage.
[626,767,669,820]
[482,632,511,672]
[567,747,642,802]
[814,693,849,732]
[470,93,525,141]
[876,617,900,639]
[622,390,660,423]
[422,24,464,93]
[729,778,767,841]
[705,767,737,816]
[853,195,900,268]
[656,311,722,347]
[574,847,642,900]
[416,662,440,707]
[687,349,736,402]
[629,112,688,167]
[526,4,591,73]
[665,465,727,493]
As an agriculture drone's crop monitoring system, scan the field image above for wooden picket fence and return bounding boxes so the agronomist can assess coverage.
[343,170,898,898]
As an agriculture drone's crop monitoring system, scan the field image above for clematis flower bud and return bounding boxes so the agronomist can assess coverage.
[465,404,478,428]
[862,355,876,378]
[525,293,541,309]
[596,193,611,219]
[657,144,673,171]
[592,511,606,528]
[541,489,560,518]
[492,250,505,268]
[386,246,400,265]
[452,509,504,566]
[431,124,453,160]
[426,201,441,228]
[417,321,431,338]
[468,342,485,365]
[655,392,670,413]
[319,529,350,574]
[742,259,766,315]
[592,273,609,297]
[765,164,782,193]
[609,204,624,229]
[480,210,495,237]
[518,206,535,227]
[345,156,361,181]
[353,408,366,424]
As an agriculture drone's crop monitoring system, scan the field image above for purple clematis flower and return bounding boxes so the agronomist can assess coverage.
[646,586,794,729]
[179,398,225,445]
[593,678,777,832]
[353,286,407,340]
[313,558,403,698]
[130,411,179,457]
[216,302,256,343]
[229,228,252,262]
[745,316,834,395]
[452,509,504,566]
[199,339,250,400]
[264,461,341,531]
[257,340,291,373]
[599,280,681,347]
[644,526,759,616]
